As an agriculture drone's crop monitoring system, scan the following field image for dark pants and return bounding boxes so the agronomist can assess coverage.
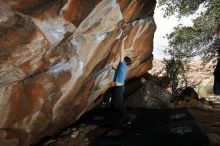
[214,57,220,95]
[112,85,130,118]
[213,80,220,95]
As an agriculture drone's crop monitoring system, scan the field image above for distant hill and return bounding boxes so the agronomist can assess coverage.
[149,58,218,97]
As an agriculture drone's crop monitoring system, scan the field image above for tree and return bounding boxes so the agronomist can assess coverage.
[158,0,220,58]
[163,46,190,99]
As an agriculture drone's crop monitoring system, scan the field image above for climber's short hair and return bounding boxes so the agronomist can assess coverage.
[124,56,132,65]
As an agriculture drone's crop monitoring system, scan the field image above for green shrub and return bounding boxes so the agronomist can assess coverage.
[198,84,214,97]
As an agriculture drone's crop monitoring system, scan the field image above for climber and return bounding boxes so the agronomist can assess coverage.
[213,24,220,95]
[111,31,136,124]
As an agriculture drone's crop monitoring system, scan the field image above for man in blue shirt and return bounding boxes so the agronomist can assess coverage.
[111,34,136,123]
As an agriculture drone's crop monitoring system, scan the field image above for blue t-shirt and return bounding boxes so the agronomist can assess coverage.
[113,61,127,84]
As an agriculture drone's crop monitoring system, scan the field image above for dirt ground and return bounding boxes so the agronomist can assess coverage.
[34,97,220,146]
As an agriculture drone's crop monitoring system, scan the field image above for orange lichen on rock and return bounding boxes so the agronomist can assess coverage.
[63,0,102,26]
[117,0,156,22]
[11,0,67,19]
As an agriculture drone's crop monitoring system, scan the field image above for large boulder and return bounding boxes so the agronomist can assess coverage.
[0,0,156,145]
[124,78,172,108]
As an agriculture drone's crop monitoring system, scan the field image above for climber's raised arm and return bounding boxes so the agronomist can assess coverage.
[120,35,127,62]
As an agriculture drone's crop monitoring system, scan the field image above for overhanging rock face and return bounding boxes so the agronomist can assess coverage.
[0,0,156,145]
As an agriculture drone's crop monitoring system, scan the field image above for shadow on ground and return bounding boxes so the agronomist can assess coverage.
[79,107,209,146]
